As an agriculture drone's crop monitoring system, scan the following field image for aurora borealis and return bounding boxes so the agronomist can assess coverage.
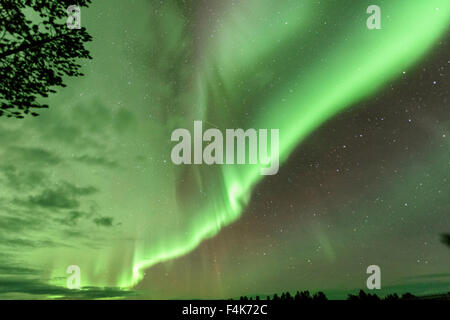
[0,0,449,299]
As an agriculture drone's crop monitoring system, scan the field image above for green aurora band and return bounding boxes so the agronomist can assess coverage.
[126,0,450,288]
[1,0,449,296]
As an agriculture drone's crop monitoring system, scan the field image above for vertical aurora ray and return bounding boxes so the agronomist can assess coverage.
[125,0,450,288]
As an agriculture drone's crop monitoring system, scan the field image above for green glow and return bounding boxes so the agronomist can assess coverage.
[125,0,450,287]
[0,0,449,298]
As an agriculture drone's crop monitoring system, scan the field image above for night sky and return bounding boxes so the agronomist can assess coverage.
[0,0,449,299]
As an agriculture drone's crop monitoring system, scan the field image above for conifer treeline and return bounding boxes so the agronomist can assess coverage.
[236,290,417,301]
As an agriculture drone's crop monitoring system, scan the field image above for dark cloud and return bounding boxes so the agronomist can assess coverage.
[35,103,132,150]
[113,108,135,133]
[0,237,59,248]
[72,100,114,134]
[47,124,81,145]
[55,211,85,227]
[2,183,116,234]
[61,230,85,238]
[93,216,114,227]
[8,146,61,166]
[0,215,42,233]
[52,205,116,229]
[0,165,46,191]
[28,190,79,209]
[72,102,135,135]
[74,155,118,168]
[0,263,40,276]
[17,182,98,210]
[41,121,102,150]
[0,278,138,299]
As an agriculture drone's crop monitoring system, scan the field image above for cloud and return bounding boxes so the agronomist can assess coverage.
[17,182,98,210]
[0,237,61,248]
[0,85,128,298]
[74,155,118,168]
[55,210,85,227]
[31,102,136,151]
[0,165,46,191]
[93,216,114,227]
[0,278,138,299]
[3,179,116,233]
[113,108,135,133]
[0,126,22,145]
[0,263,40,276]
[0,215,41,233]
[28,190,79,209]
[54,209,115,229]
[8,146,61,166]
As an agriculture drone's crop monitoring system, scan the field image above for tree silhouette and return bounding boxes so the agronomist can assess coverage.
[266,290,328,301]
[233,290,425,301]
[313,291,327,301]
[401,293,416,300]
[348,290,380,301]
[296,290,312,301]
[0,0,92,118]
[384,293,400,301]
[347,290,418,301]
[441,234,450,247]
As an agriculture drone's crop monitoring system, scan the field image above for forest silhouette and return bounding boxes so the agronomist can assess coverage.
[234,290,450,301]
